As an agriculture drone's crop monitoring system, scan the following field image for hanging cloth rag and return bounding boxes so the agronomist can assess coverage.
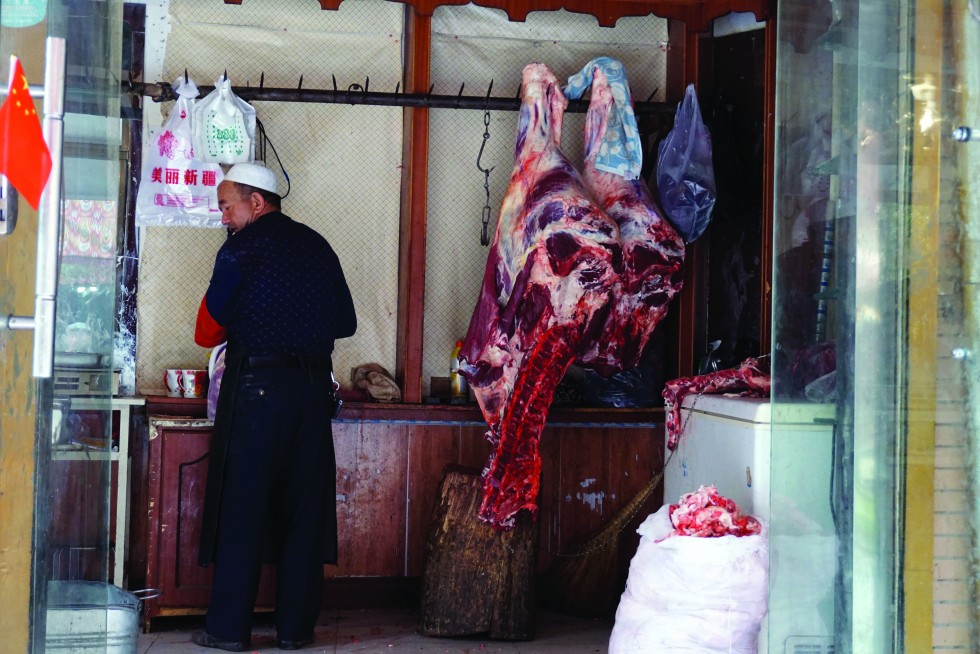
[563,56,643,180]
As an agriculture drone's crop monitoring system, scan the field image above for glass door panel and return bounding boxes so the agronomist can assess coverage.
[2,0,123,650]
[770,0,979,652]
[771,1,911,652]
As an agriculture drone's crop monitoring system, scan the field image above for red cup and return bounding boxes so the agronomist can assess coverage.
[180,369,209,398]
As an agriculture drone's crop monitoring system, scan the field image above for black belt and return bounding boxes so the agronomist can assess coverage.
[244,353,332,370]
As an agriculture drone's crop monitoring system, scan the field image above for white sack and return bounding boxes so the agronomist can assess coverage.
[608,505,769,654]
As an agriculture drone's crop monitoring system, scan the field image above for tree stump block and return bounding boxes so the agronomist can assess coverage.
[419,465,538,640]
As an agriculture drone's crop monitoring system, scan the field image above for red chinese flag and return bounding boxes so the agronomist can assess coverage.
[0,56,52,210]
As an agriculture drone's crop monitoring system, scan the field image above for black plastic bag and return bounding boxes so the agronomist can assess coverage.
[582,365,658,409]
[656,84,717,243]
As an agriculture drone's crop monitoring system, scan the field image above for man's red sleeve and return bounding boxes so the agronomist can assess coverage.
[195,296,227,347]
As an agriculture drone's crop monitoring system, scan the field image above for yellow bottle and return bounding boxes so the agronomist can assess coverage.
[449,340,468,402]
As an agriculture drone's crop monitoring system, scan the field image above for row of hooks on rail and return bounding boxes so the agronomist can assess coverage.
[123,72,672,117]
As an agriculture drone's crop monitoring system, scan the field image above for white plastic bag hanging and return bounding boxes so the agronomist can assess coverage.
[135,76,224,227]
[192,76,256,164]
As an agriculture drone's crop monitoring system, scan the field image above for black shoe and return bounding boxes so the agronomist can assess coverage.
[277,635,315,650]
[191,630,250,652]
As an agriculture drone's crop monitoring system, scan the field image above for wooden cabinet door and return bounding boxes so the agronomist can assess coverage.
[145,418,275,626]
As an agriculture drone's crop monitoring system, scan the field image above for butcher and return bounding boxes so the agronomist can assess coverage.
[192,162,356,651]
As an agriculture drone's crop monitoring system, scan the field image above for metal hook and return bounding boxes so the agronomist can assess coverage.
[259,71,264,90]
[476,124,494,175]
[481,205,492,246]
[297,74,303,91]
[394,82,400,95]
[332,74,338,92]
[477,95,495,247]
[346,83,363,105]
[184,68,188,84]
[223,69,228,81]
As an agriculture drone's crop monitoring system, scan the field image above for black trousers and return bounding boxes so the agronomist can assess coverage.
[205,364,336,643]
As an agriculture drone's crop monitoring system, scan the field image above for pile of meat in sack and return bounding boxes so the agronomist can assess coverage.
[609,485,769,654]
[456,57,688,530]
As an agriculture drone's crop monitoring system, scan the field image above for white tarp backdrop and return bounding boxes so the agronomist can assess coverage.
[136,0,403,392]
[422,5,668,396]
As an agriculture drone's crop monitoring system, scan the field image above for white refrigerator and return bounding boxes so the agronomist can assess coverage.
[664,394,837,654]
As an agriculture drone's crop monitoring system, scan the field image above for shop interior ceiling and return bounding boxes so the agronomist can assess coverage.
[223,0,772,33]
[132,0,769,395]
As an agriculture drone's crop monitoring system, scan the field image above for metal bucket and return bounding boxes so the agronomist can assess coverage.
[45,581,139,653]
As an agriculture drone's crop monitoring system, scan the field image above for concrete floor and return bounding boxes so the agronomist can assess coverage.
[137,607,614,653]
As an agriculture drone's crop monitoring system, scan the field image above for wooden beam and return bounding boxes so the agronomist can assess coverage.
[670,20,700,378]
[396,9,432,403]
[903,0,940,649]
[0,181,39,654]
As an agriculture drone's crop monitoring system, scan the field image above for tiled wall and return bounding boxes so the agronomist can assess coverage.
[933,167,975,651]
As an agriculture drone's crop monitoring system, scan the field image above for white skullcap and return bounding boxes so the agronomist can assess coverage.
[223,163,278,194]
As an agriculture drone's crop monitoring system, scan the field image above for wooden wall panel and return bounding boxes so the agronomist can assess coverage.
[332,423,358,576]
[538,425,665,572]
[607,426,664,579]
[553,427,613,547]
[138,412,665,619]
[537,425,563,569]
[335,420,664,579]
[332,423,408,576]
[458,425,491,469]
[405,423,462,575]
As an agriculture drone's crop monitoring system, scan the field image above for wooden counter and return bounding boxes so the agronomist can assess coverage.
[145,393,664,425]
[139,395,666,624]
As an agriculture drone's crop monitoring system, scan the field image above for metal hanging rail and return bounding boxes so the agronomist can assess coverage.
[124,77,673,117]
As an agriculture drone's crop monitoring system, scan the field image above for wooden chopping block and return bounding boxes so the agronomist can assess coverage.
[419,465,538,640]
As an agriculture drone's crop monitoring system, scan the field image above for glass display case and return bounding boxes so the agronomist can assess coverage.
[770,0,976,651]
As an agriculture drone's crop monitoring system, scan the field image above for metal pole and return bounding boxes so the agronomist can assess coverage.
[32,37,66,378]
[128,81,673,117]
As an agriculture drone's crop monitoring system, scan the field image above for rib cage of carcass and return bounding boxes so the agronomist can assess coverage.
[458,61,685,530]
